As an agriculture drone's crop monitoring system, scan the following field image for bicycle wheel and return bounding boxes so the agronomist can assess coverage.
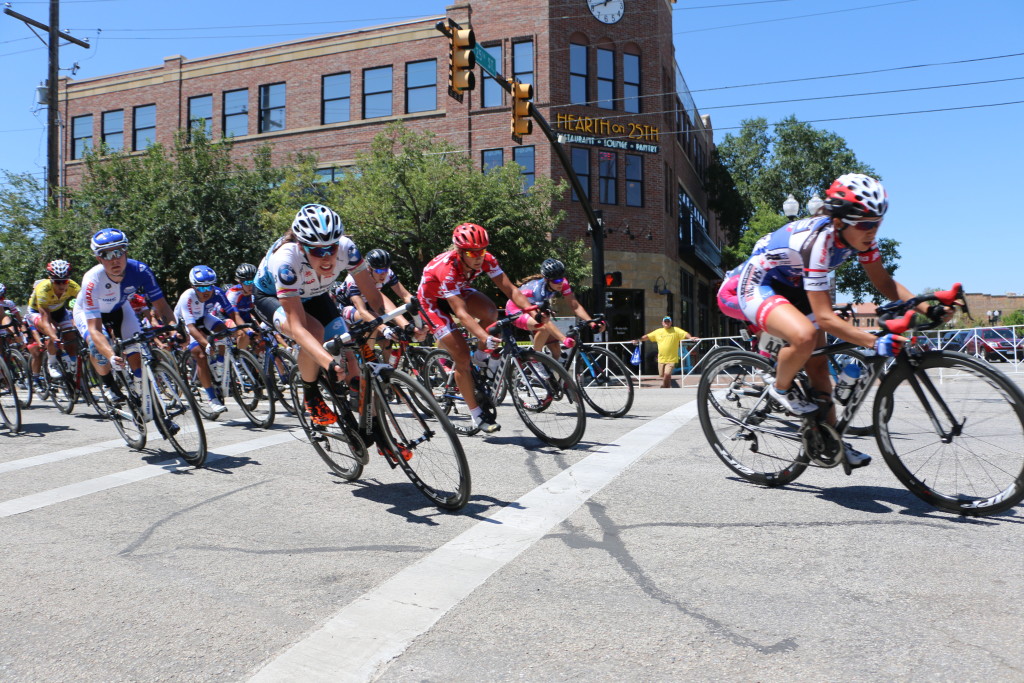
[181,354,220,421]
[289,368,366,480]
[48,364,77,414]
[572,345,635,418]
[828,349,875,437]
[697,351,808,487]
[150,360,207,466]
[421,348,480,435]
[269,347,298,415]
[81,358,108,417]
[230,349,274,428]
[506,351,586,449]
[873,351,1024,516]
[109,369,147,450]
[374,370,471,510]
[0,358,23,432]
[9,351,33,409]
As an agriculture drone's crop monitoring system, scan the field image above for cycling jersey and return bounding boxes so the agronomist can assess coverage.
[0,299,20,318]
[75,259,166,319]
[225,284,254,322]
[335,269,400,308]
[27,278,81,313]
[517,277,572,305]
[718,217,880,329]
[417,250,503,340]
[254,236,364,301]
[175,286,235,329]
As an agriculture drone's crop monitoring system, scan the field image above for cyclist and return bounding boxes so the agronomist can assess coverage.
[716,173,915,470]
[26,259,81,380]
[504,257,605,362]
[225,263,258,351]
[73,228,176,405]
[174,265,240,416]
[0,283,22,327]
[417,222,539,434]
[253,204,384,427]
[336,248,425,358]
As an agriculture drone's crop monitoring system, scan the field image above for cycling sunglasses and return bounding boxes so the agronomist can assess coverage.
[50,278,69,285]
[194,285,214,293]
[98,248,126,261]
[372,267,389,274]
[239,279,255,286]
[547,277,565,285]
[845,218,882,231]
[460,248,487,259]
[303,243,339,258]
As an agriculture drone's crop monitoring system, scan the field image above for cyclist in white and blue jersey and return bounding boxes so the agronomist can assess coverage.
[73,228,176,404]
[253,204,383,427]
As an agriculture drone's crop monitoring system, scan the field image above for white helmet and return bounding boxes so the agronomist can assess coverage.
[291,204,344,247]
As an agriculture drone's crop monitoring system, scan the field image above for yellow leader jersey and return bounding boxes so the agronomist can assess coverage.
[27,278,81,313]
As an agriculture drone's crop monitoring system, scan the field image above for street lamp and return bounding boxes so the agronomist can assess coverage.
[783,194,800,219]
[987,310,1001,324]
[807,193,824,215]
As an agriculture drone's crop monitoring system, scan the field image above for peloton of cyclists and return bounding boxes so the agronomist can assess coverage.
[417,222,540,434]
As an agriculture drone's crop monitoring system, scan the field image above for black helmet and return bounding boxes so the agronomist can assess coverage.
[541,258,566,279]
[235,263,257,281]
[366,248,391,270]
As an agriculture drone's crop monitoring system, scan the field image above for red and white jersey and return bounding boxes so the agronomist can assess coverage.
[417,250,503,302]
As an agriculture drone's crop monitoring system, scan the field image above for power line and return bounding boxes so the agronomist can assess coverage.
[675,0,920,34]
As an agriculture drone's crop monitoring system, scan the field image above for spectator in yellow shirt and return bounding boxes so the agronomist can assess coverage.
[634,316,698,388]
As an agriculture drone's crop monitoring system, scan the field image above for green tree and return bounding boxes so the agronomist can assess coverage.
[714,115,900,302]
[0,172,49,301]
[327,122,582,295]
[1001,309,1024,326]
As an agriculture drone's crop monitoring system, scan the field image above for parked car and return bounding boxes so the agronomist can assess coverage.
[944,327,1022,362]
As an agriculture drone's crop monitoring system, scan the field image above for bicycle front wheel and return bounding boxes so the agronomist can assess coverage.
[151,360,207,466]
[697,351,808,487]
[420,348,480,436]
[109,370,147,450]
[874,351,1024,516]
[9,351,33,409]
[375,370,471,510]
[49,366,77,414]
[0,358,23,432]
[230,349,274,428]
[289,369,366,481]
[572,345,635,418]
[506,351,586,449]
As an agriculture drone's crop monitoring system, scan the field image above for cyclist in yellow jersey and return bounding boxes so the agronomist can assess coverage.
[27,260,82,379]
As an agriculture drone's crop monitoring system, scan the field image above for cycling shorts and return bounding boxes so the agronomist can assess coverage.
[253,291,348,343]
[717,265,813,330]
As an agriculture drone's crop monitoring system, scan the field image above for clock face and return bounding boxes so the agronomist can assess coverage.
[587,0,625,25]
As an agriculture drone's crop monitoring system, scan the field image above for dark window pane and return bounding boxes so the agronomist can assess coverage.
[596,48,614,109]
[597,49,614,79]
[322,73,351,124]
[513,145,535,190]
[569,43,587,104]
[599,150,616,204]
[259,83,286,133]
[187,95,212,138]
[481,45,502,108]
[102,110,123,152]
[323,98,350,124]
[364,92,392,118]
[625,154,643,207]
[364,66,393,118]
[406,59,436,113]
[571,147,589,201]
[623,53,640,113]
[513,41,534,88]
[482,148,503,173]
[223,89,248,137]
[72,114,92,160]
[133,104,156,151]
[364,66,392,94]
[406,60,435,88]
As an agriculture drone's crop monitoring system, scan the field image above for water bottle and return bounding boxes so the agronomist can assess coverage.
[473,349,489,370]
[486,351,501,377]
[833,362,862,405]
[211,356,224,383]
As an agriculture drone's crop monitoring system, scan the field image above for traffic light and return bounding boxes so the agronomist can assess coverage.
[510,79,533,141]
[446,21,476,102]
[604,271,622,287]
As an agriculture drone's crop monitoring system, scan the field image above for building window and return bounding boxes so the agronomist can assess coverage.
[513,40,534,88]
[187,95,212,139]
[599,151,617,204]
[322,73,351,124]
[569,43,587,105]
[481,45,503,108]
[513,145,535,190]
[101,110,123,152]
[596,48,614,109]
[258,83,286,133]
[223,89,248,138]
[132,104,156,151]
[363,66,393,118]
[71,114,92,160]
[482,148,503,174]
[623,53,640,113]
[571,147,589,201]
[405,59,437,114]
[626,154,643,207]
[315,167,341,183]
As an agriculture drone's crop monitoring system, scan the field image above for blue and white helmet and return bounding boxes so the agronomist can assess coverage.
[189,265,217,287]
[291,204,344,247]
[90,228,129,255]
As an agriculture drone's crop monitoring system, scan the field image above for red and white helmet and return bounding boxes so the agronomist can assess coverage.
[46,259,71,279]
[825,174,888,223]
[452,222,489,250]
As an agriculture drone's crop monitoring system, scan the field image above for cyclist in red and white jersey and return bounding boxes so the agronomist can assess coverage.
[417,222,538,434]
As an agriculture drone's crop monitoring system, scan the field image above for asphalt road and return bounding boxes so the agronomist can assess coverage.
[1,384,1022,682]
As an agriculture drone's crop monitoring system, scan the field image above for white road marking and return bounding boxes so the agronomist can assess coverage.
[250,401,699,683]
[0,430,297,518]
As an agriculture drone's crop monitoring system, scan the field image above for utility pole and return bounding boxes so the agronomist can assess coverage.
[4,2,90,211]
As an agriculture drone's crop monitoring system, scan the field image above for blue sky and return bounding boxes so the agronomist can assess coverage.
[2,0,1021,297]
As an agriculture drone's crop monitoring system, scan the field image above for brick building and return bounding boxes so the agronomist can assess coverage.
[59,0,725,340]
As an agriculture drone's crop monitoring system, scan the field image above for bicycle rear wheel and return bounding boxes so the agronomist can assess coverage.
[572,345,635,418]
[420,348,481,435]
[506,351,586,449]
[697,351,808,487]
[374,370,470,510]
[49,366,77,414]
[9,351,33,409]
[0,358,23,432]
[81,358,108,417]
[874,351,1024,516]
[151,360,207,466]
[230,349,274,428]
[109,369,147,450]
[268,347,298,415]
[289,369,366,480]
